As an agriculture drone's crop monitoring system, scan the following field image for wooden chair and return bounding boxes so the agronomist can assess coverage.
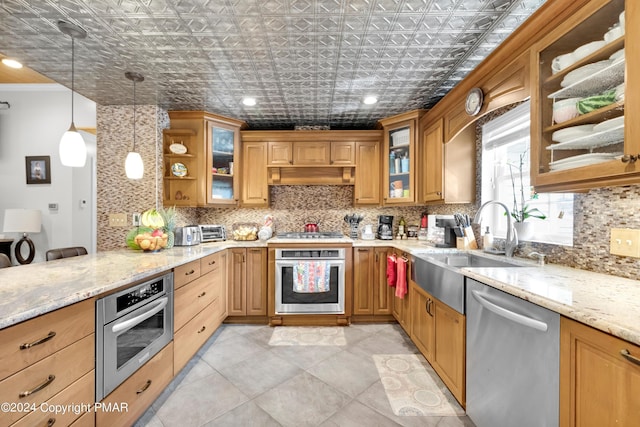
[0,253,11,268]
[45,246,88,261]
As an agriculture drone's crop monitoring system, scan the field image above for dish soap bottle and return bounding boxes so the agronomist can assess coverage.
[483,226,493,250]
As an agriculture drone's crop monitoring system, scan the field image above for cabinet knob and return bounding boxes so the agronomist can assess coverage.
[621,154,638,163]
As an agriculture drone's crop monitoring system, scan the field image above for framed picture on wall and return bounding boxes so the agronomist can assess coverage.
[25,156,51,184]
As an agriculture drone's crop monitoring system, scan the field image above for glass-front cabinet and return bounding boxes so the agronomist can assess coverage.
[165,111,246,207]
[531,0,634,192]
[378,110,426,205]
[207,122,239,205]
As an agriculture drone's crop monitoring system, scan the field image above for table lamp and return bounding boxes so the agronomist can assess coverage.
[3,209,42,264]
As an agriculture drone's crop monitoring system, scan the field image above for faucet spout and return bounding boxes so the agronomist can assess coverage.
[473,200,519,257]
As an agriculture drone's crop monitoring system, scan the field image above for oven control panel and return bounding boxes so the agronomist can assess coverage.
[277,249,344,259]
[116,279,164,312]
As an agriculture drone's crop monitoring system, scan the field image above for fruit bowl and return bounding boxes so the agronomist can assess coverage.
[126,227,168,251]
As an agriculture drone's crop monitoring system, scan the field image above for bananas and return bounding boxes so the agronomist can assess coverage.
[141,208,165,229]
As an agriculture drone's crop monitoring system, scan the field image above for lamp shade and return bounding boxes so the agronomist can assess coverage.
[3,209,42,233]
[60,127,87,167]
[125,151,144,179]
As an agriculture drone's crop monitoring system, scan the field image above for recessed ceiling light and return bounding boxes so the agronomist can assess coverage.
[363,96,377,105]
[243,97,256,106]
[2,58,23,69]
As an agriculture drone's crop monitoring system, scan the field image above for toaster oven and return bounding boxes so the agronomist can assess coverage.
[199,224,226,242]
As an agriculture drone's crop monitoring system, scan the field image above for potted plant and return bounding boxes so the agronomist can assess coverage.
[509,150,546,240]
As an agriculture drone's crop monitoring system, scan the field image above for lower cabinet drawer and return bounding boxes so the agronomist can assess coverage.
[200,251,222,275]
[174,300,220,373]
[96,342,173,427]
[0,299,94,381]
[174,260,201,290]
[11,370,95,427]
[0,334,94,426]
[70,410,96,427]
[174,273,217,332]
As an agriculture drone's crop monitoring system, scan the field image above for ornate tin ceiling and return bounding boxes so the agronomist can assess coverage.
[0,0,545,129]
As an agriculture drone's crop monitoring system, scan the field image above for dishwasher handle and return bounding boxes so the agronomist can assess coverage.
[471,290,548,332]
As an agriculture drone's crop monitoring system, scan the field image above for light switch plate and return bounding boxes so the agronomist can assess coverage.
[610,228,640,257]
[108,213,128,227]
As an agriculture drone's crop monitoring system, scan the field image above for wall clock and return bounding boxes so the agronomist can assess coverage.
[465,87,484,116]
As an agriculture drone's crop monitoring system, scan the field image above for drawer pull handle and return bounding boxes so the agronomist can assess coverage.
[48,418,56,427]
[208,260,216,265]
[198,291,206,298]
[620,349,640,366]
[185,269,196,276]
[198,326,206,333]
[136,380,152,394]
[20,331,56,350]
[19,374,55,398]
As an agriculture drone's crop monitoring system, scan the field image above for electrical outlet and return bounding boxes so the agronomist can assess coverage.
[108,213,128,227]
[132,213,141,226]
[610,228,640,257]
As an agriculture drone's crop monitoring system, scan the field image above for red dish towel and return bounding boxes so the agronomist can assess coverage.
[386,254,397,286]
[395,257,407,299]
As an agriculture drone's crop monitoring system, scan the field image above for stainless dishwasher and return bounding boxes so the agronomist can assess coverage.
[466,278,559,427]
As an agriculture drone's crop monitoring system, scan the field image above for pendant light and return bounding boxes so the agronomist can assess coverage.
[57,21,87,168]
[125,72,145,179]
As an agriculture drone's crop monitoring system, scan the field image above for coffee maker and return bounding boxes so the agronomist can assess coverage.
[435,217,460,247]
[377,215,394,240]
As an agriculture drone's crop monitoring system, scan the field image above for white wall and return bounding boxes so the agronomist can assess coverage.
[0,84,96,263]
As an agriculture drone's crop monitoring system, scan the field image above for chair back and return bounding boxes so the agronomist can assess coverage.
[46,246,88,261]
[0,253,11,268]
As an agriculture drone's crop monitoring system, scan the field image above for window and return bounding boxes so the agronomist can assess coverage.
[481,101,573,246]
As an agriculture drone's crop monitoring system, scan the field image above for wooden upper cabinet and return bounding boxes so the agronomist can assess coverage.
[167,111,246,207]
[267,141,292,165]
[420,118,444,203]
[378,109,426,206]
[241,141,269,207]
[330,141,356,165]
[354,140,380,205]
[531,0,634,192]
[293,141,331,165]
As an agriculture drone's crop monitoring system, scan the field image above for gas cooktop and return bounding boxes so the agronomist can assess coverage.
[276,231,345,239]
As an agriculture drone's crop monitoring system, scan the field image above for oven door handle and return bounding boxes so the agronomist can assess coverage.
[111,297,169,335]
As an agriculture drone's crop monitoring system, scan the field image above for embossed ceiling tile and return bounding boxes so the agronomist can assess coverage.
[229,0,260,15]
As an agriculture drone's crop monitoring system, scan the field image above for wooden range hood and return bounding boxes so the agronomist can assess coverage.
[241,129,382,186]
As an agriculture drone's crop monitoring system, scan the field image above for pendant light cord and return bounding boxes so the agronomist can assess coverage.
[70,36,75,127]
[133,79,137,151]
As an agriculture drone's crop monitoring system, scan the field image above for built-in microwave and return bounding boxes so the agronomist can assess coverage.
[95,272,173,401]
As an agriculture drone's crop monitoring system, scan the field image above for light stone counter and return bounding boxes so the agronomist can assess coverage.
[2,236,639,347]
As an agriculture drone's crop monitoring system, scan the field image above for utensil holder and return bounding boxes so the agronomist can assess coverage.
[349,224,359,239]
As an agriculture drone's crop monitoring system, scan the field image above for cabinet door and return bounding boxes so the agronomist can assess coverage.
[207,120,240,205]
[293,141,330,165]
[410,281,435,361]
[374,248,393,315]
[354,140,381,205]
[267,141,292,165]
[560,317,640,427]
[331,141,356,165]
[353,247,374,315]
[241,141,269,207]
[421,119,444,203]
[379,110,425,205]
[246,248,267,316]
[433,299,465,405]
[227,248,246,316]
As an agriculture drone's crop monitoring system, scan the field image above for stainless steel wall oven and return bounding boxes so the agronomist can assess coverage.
[96,272,173,401]
[274,248,345,314]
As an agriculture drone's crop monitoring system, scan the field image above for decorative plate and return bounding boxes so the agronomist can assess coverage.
[169,142,187,154]
[171,162,187,177]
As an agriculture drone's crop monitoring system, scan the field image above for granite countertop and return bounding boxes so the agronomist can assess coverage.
[1,237,639,347]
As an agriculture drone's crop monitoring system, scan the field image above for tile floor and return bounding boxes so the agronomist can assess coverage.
[135,323,476,427]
